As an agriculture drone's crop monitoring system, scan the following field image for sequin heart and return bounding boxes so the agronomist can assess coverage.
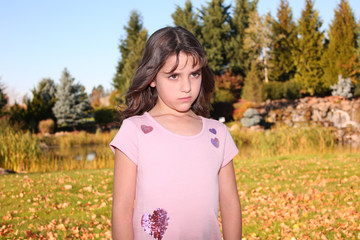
[211,137,219,148]
[141,125,153,134]
[209,128,217,134]
[141,208,169,240]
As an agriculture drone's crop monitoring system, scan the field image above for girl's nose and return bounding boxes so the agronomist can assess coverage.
[180,78,191,93]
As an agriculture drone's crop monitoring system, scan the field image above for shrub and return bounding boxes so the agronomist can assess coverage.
[354,78,360,98]
[240,108,261,127]
[241,61,263,103]
[38,119,55,134]
[93,107,117,126]
[232,100,253,121]
[331,74,353,99]
[263,79,301,100]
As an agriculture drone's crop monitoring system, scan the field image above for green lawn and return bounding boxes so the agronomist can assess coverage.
[1,152,359,239]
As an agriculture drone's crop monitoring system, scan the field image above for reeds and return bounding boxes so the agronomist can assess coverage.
[1,118,351,173]
[229,122,337,159]
[0,119,42,172]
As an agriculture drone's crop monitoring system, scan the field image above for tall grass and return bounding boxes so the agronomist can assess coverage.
[0,119,42,172]
[0,118,348,173]
[0,119,116,173]
[229,122,337,159]
[41,128,117,148]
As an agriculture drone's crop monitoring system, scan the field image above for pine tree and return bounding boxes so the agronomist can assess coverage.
[90,85,104,108]
[200,0,232,75]
[293,0,325,96]
[241,61,263,102]
[0,80,7,113]
[268,0,297,82]
[171,0,201,38]
[52,68,91,128]
[113,11,148,104]
[25,78,57,131]
[357,19,360,63]
[227,0,252,77]
[244,9,272,83]
[322,0,359,86]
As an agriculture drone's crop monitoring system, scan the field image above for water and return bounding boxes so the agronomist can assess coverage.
[42,145,111,162]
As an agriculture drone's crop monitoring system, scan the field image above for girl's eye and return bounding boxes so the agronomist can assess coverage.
[191,72,201,78]
[169,74,178,80]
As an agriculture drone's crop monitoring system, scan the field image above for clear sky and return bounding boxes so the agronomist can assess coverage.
[1,0,359,104]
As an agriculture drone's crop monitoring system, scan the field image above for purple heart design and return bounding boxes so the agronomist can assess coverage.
[141,125,153,134]
[211,138,219,148]
[141,208,170,240]
[209,128,217,134]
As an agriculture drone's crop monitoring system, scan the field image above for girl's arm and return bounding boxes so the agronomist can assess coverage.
[219,160,242,240]
[112,148,137,240]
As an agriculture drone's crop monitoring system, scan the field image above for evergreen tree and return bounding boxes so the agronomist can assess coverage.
[357,20,360,63]
[200,0,232,75]
[38,78,57,102]
[53,68,91,128]
[244,9,272,83]
[227,0,252,77]
[322,0,359,86]
[25,78,57,131]
[0,80,7,113]
[171,0,201,38]
[90,85,104,108]
[268,0,297,82]
[293,0,325,96]
[241,61,263,102]
[113,11,148,104]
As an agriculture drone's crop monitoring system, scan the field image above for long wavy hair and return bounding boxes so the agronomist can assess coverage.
[119,26,214,122]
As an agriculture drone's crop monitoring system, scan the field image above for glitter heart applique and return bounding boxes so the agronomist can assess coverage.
[209,128,217,134]
[141,208,170,240]
[141,125,153,134]
[211,137,219,148]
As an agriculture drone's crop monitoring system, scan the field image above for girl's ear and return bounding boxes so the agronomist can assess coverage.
[150,80,156,87]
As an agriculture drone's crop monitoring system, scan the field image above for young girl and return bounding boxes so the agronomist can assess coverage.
[110,26,242,240]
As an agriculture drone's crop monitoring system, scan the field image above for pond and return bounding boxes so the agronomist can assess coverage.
[38,144,114,172]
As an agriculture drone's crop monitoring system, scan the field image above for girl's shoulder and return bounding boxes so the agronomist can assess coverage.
[121,112,154,132]
[201,117,228,134]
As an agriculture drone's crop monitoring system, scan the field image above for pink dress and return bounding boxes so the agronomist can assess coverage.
[110,112,238,240]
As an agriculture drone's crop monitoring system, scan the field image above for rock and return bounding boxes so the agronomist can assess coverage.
[327,109,351,128]
[0,168,16,175]
[311,109,322,121]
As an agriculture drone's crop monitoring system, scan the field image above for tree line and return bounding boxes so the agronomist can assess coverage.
[1,0,359,131]
[113,0,360,104]
[0,69,116,133]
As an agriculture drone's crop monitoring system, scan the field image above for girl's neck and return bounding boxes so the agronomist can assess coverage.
[147,109,203,136]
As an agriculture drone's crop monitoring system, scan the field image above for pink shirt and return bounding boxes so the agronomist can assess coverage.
[110,112,238,240]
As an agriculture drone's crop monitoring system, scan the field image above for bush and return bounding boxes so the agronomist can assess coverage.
[232,100,253,121]
[38,119,55,134]
[263,79,301,100]
[93,107,117,126]
[354,78,360,98]
[331,74,353,99]
[241,61,263,103]
[240,108,261,127]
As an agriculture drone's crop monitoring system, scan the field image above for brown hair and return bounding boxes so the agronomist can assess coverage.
[120,26,214,122]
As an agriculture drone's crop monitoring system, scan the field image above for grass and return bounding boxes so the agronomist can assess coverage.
[0,118,116,173]
[1,151,359,239]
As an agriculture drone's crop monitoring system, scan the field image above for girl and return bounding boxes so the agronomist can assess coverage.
[110,26,242,240]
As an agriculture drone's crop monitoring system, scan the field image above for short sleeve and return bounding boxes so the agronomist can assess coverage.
[221,127,239,168]
[109,119,139,165]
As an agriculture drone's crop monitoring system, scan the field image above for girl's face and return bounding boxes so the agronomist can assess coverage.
[150,52,202,115]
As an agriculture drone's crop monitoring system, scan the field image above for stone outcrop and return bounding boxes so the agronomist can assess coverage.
[255,96,360,146]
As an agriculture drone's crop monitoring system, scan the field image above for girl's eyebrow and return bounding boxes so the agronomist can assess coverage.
[165,68,202,75]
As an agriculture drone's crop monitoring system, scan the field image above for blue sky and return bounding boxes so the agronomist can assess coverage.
[1,0,359,104]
